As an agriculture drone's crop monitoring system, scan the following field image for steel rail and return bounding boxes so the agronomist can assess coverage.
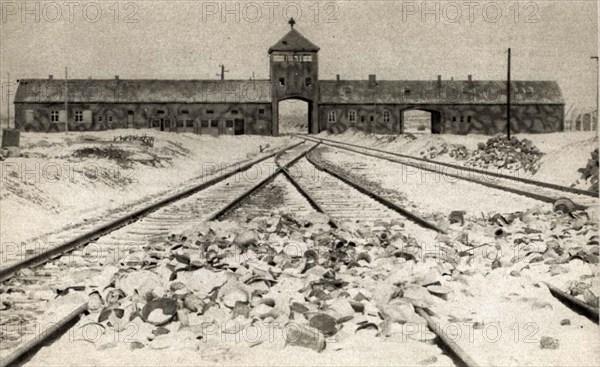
[0,142,303,283]
[304,152,447,234]
[544,281,599,324]
[299,134,598,198]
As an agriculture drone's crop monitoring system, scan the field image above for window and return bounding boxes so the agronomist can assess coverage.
[98,116,103,122]
[452,116,457,122]
[279,78,285,86]
[51,110,59,122]
[460,116,464,123]
[157,110,165,115]
[210,120,218,128]
[201,120,209,128]
[180,110,189,115]
[361,116,365,122]
[305,77,312,87]
[302,55,313,62]
[226,120,234,128]
[467,116,472,123]
[404,89,411,95]
[108,115,114,122]
[328,111,336,123]
[348,110,357,123]
[258,108,265,115]
[127,110,134,115]
[383,111,391,123]
[370,115,374,122]
[273,54,285,62]
[176,119,184,128]
[231,110,238,115]
[75,111,83,122]
[206,110,214,115]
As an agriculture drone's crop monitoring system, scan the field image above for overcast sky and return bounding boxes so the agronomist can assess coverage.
[1,0,598,118]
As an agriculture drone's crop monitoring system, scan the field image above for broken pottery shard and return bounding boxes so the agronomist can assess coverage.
[309,313,338,336]
[176,268,228,295]
[325,299,355,322]
[142,298,178,326]
[540,336,560,349]
[234,230,259,247]
[286,324,326,352]
[118,270,164,298]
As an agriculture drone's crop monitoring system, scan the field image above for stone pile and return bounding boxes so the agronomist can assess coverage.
[576,148,599,192]
[419,143,469,160]
[68,207,598,360]
[465,135,543,173]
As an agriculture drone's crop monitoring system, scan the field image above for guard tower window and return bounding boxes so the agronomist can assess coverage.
[328,111,336,123]
[51,110,59,122]
[305,77,312,87]
[279,78,285,86]
[348,110,357,123]
[273,55,285,62]
[302,55,313,62]
[383,111,391,123]
[258,108,265,114]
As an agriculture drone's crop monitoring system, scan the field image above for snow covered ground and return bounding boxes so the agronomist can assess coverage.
[316,129,599,189]
[0,130,295,245]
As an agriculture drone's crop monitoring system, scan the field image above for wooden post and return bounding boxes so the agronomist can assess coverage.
[6,73,9,129]
[507,48,511,140]
[64,67,69,132]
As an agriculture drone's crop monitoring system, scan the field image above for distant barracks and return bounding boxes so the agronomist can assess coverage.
[14,21,565,135]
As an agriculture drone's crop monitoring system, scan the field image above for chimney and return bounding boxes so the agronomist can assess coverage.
[336,74,340,81]
[49,75,53,80]
[437,75,442,88]
[115,75,119,80]
[368,74,376,87]
[468,74,472,82]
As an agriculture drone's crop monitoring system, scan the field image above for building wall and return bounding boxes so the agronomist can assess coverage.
[319,103,564,134]
[14,103,273,135]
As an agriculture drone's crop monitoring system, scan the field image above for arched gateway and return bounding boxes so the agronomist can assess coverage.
[269,18,320,135]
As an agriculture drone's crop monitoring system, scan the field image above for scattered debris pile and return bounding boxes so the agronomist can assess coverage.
[58,206,598,359]
[419,143,469,160]
[575,148,599,192]
[465,135,543,173]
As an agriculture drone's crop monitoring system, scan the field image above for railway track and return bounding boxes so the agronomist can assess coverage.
[0,142,314,366]
[1,138,597,367]
[299,135,598,208]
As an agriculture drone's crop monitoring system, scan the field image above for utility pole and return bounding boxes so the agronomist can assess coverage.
[64,67,69,132]
[6,73,10,129]
[216,64,229,80]
[592,56,599,131]
[506,48,511,140]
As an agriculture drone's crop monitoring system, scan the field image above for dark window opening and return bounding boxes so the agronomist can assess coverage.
[206,110,214,115]
[180,110,189,115]
[361,116,365,122]
[258,108,265,114]
[98,116,103,122]
[452,116,457,122]
[467,116,472,123]
[75,111,83,122]
[210,120,218,128]
[157,110,165,114]
[231,110,238,115]
[404,89,411,95]
[127,110,134,115]
[108,115,114,122]
[279,78,285,86]
[305,77,312,87]
[51,110,59,122]
[176,120,184,127]
[460,116,464,122]
[201,120,209,128]
[370,115,374,122]
[226,120,234,128]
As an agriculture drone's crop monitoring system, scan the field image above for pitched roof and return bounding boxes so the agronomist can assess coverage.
[319,80,564,105]
[268,28,320,53]
[14,79,272,103]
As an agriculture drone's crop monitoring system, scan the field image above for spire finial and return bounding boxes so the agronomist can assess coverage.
[288,17,295,29]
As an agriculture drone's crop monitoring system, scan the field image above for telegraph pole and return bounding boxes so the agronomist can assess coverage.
[506,48,512,140]
[592,56,599,131]
[6,73,10,129]
[64,67,68,132]
[216,64,229,80]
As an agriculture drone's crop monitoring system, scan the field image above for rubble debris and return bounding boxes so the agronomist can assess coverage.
[540,336,560,350]
[465,135,543,173]
[575,148,599,192]
[419,143,468,160]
